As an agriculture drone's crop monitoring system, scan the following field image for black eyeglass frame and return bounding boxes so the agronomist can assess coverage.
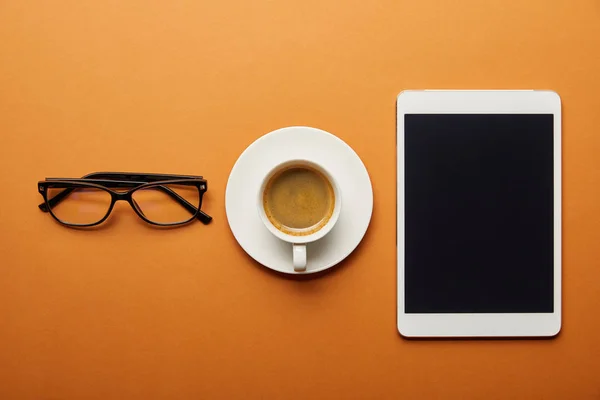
[37,172,212,227]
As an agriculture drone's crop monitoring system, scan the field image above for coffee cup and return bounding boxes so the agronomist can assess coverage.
[257,160,342,271]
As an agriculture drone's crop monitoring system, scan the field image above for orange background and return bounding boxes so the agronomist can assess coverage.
[1,0,599,398]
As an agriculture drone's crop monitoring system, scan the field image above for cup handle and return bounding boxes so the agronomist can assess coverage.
[293,244,307,271]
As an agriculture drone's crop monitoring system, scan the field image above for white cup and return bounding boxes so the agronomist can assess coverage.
[257,160,342,272]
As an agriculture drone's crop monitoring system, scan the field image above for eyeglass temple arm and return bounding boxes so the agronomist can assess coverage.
[38,188,74,212]
[82,172,204,182]
[39,178,212,225]
[161,187,212,224]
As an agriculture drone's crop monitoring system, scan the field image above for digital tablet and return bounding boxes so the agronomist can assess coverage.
[397,90,561,337]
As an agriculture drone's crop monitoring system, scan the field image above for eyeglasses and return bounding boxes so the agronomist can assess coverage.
[37,172,212,227]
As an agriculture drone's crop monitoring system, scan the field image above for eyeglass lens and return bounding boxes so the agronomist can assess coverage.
[132,184,200,224]
[47,187,111,225]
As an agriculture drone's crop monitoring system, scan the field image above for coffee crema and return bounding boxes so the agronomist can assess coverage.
[263,166,335,236]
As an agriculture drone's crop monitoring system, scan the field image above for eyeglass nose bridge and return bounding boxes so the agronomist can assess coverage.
[114,192,130,201]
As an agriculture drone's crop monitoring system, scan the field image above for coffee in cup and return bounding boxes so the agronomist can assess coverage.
[258,160,341,271]
[263,165,335,236]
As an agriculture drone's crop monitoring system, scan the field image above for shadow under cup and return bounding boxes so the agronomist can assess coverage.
[258,160,342,271]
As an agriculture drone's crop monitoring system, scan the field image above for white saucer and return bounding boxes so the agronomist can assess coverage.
[225,126,373,275]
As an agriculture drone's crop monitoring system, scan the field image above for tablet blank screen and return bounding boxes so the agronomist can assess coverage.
[404,114,554,313]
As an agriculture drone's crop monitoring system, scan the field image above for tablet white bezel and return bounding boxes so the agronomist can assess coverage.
[397,90,562,337]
